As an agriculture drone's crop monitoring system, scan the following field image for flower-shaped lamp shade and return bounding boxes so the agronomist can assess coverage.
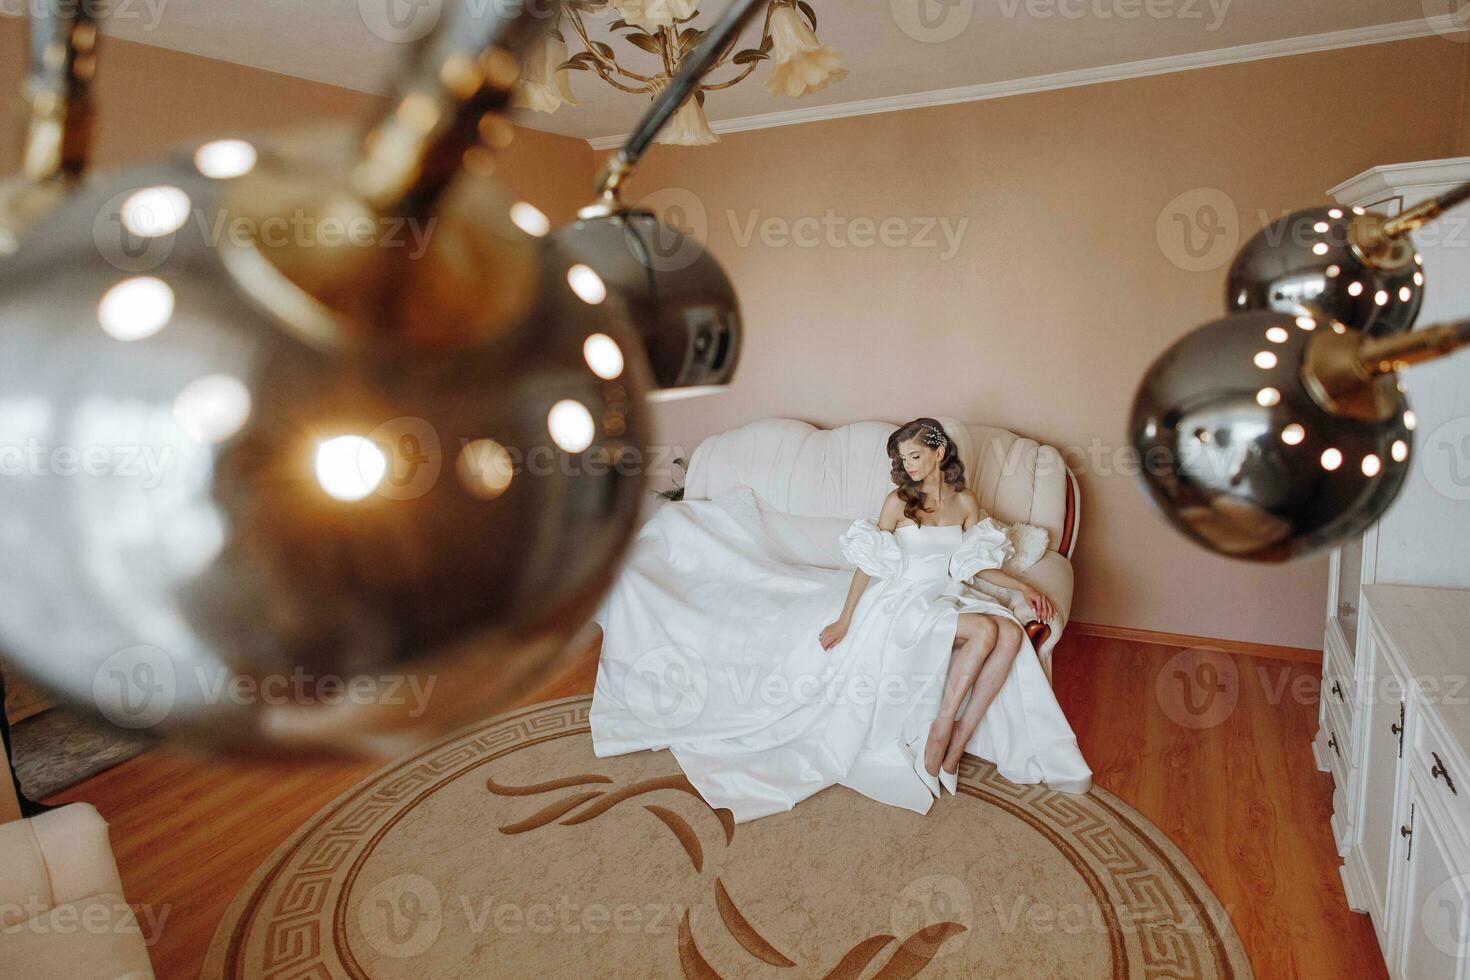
[511,30,578,114]
[764,4,848,98]
[0,130,654,755]
[554,208,741,396]
[1225,206,1424,337]
[655,95,720,146]
[1130,311,1413,562]
[611,0,700,31]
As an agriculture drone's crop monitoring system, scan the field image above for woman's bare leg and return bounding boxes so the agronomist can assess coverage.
[941,617,1023,774]
[923,613,998,777]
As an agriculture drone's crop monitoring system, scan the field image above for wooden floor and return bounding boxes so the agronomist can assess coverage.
[47,631,1384,980]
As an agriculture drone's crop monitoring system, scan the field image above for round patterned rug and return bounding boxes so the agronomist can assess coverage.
[203,695,1252,979]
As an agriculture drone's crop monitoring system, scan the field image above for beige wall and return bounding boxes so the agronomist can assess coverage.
[615,36,1467,650]
[0,18,594,221]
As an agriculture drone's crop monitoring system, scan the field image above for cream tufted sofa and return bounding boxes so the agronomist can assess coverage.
[0,802,154,979]
[681,417,1081,676]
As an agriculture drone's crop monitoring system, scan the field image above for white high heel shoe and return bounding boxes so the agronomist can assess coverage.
[911,729,942,799]
[938,759,958,795]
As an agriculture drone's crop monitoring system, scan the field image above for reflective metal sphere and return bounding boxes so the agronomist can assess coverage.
[0,129,653,755]
[1130,310,1413,562]
[554,208,741,397]
[1226,206,1424,337]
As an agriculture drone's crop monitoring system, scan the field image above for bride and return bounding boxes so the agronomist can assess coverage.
[589,418,1091,823]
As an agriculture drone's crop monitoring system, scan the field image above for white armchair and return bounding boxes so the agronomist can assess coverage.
[0,802,154,980]
[681,417,1081,677]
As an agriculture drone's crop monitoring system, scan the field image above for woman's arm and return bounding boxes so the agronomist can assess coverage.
[820,494,900,650]
[976,568,1056,623]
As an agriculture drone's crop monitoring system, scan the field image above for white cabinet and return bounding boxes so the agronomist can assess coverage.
[1326,585,1470,978]
[1317,156,1470,976]
[1388,766,1470,980]
[1346,622,1407,935]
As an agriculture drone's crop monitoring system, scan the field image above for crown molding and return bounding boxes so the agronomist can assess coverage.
[584,16,1463,150]
[1329,156,1470,209]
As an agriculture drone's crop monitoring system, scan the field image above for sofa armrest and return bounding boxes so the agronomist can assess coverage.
[0,803,125,928]
[969,550,1073,682]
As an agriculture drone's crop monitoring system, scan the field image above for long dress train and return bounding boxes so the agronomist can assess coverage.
[588,499,1092,823]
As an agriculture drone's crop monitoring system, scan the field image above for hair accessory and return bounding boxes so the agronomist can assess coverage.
[920,423,948,450]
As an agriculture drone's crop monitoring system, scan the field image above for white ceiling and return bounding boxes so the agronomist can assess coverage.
[6,0,1447,142]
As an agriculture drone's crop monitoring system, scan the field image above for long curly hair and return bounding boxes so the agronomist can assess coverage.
[887,418,966,523]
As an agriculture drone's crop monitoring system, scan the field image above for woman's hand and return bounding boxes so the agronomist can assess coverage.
[1020,588,1056,624]
[818,619,849,651]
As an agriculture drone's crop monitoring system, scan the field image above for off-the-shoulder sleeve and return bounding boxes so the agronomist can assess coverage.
[838,517,903,579]
[949,517,1017,584]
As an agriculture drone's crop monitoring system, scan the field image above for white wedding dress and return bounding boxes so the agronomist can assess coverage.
[589,498,1092,824]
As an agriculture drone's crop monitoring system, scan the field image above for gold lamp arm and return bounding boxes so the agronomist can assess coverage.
[1349,179,1470,269]
[1303,317,1470,422]
[21,0,101,185]
[589,0,768,214]
[1383,181,1470,238]
[347,1,559,220]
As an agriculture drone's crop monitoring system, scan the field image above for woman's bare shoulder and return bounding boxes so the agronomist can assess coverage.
[956,489,982,525]
[877,490,903,531]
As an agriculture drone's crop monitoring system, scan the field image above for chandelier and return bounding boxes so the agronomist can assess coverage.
[512,0,847,144]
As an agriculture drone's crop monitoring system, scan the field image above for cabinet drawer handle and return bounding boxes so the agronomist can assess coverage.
[1431,752,1458,795]
[1391,721,1402,737]
[1401,823,1413,840]
[1328,733,1340,757]
[1331,680,1343,701]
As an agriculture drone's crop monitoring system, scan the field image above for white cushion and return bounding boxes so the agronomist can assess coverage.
[0,803,154,978]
